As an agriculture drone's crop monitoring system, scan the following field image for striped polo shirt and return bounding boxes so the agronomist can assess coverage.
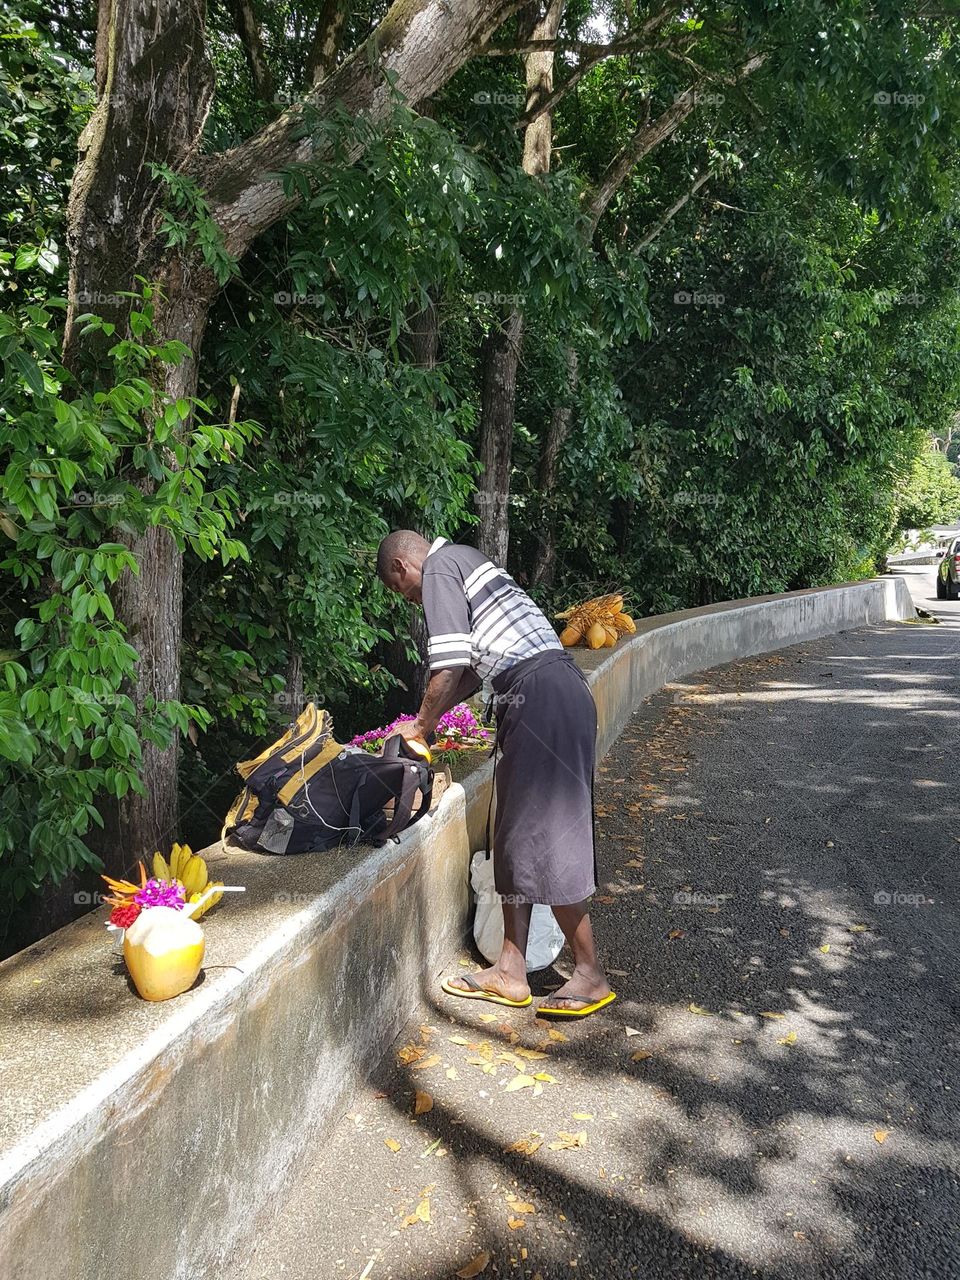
[420,537,562,681]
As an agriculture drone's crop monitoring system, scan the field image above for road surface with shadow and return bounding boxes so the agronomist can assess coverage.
[225,572,959,1280]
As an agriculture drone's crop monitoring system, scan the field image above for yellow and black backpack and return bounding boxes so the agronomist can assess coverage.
[222,704,434,855]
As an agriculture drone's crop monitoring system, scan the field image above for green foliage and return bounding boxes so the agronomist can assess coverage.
[0,288,255,899]
[4,0,960,919]
[897,449,960,531]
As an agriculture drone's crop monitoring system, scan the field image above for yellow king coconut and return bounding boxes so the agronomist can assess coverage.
[123,905,205,1002]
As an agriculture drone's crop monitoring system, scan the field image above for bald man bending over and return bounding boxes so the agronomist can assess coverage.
[377,529,614,1019]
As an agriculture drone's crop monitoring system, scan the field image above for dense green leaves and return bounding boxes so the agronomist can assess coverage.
[3,0,960,936]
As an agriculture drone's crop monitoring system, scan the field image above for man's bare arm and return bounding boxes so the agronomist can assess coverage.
[394,668,481,742]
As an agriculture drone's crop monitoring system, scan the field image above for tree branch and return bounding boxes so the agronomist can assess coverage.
[582,52,765,234]
[306,0,351,86]
[201,0,527,259]
[226,0,275,104]
[635,168,713,248]
[484,0,680,57]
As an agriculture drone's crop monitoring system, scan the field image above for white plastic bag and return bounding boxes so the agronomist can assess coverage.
[470,850,565,972]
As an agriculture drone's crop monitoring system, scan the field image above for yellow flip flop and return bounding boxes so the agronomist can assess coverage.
[537,991,617,1019]
[441,975,533,1008]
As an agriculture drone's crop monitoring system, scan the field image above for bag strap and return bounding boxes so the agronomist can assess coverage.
[484,729,500,860]
[378,761,433,844]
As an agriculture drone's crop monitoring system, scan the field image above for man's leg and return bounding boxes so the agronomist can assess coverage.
[445,900,532,1002]
[545,901,611,1009]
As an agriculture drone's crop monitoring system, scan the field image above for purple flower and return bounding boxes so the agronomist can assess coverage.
[134,879,187,910]
[348,703,492,750]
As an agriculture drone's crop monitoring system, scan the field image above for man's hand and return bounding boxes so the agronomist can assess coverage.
[392,718,431,749]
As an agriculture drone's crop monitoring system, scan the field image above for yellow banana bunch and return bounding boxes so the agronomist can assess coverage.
[151,842,224,919]
[556,593,636,649]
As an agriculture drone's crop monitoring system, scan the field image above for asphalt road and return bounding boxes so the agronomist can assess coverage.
[226,570,960,1280]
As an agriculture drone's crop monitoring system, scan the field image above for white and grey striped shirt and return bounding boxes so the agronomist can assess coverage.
[421,537,562,682]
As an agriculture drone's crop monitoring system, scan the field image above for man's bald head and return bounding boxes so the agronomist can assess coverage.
[377,529,432,603]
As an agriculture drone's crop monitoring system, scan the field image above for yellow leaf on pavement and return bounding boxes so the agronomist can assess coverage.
[508,1200,536,1214]
[411,1053,441,1071]
[759,1011,785,1020]
[777,1031,797,1045]
[516,1048,549,1060]
[384,1138,401,1152]
[688,1004,712,1016]
[505,1073,537,1092]
[571,1113,593,1120]
[415,1198,431,1223]
[445,1066,458,1080]
[630,1050,653,1062]
[548,1029,568,1042]
[478,1013,498,1023]
[874,1129,890,1144]
[819,944,831,953]
[397,1043,426,1065]
[448,1035,472,1045]
[507,1217,526,1230]
[414,1090,434,1115]
[533,1072,559,1084]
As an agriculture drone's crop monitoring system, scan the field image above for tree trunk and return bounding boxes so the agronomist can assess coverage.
[477,308,524,566]
[475,0,564,567]
[284,646,304,714]
[59,0,524,869]
[395,290,440,703]
[530,345,577,589]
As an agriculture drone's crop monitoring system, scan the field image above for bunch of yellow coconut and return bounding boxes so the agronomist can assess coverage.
[555,592,637,649]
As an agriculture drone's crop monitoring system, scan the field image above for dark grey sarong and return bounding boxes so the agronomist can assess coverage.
[489,650,598,906]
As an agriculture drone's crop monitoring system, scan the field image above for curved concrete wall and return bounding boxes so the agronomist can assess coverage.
[0,577,914,1280]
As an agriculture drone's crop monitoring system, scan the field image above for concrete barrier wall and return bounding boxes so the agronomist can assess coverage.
[0,576,914,1280]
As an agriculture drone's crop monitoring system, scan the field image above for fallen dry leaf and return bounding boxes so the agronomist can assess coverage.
[456,1253,490,1278]
[414,1090,434,1115]
[508,1200,536,1214]
[630,1050,653,1062]
[549,1130,587,1151]
[507,1217,526,1230]
[571,1112,594,1120]
[819,944,831,953]
[759,1011,785,1020]
[777,1031,797,1045]
[516,1048,549,1061]
[504,1132,543,1156]
[533,1072,559,1084]
[668,929,685,940]
[384,1138,401,1152]
[397,1043,426,1066]
[874,1129,890,1144]
[504,1073,537,1092]
[401,1198,431,1228]
[688,1004,712,1016]
[848,924,868,933]
[448,1035,472,1045]
[548,1028,568,1042]
[779,928,790,937]
[478,1013,498,1023]
[411,1053,441,1071]
[445,1066,458,1080]
[595,895,615,904]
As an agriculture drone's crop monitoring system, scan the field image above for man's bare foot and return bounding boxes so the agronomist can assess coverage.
[542,966,611,1010]
[445,966,530,1004]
